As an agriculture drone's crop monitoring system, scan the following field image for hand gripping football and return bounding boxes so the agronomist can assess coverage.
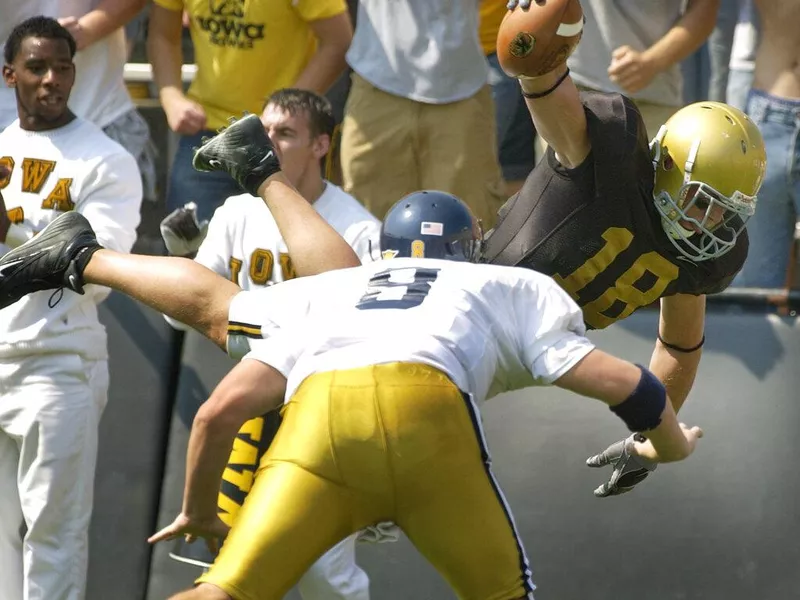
[497,0,584,78]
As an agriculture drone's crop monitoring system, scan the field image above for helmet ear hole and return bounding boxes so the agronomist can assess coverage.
[662,153,674,171]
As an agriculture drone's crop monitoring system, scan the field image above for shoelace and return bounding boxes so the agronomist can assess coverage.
[48,287,64,308]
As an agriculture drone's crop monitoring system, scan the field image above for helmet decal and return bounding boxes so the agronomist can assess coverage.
[420,221,444,236]
[411,240,425,258]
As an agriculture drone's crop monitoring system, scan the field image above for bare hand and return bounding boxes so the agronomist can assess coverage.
[608,45,658,94]
[148,512,230,555]
[163,93,207,135]
[58,16,91,51]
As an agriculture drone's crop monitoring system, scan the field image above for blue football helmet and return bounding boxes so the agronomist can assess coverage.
[380,191,483,262]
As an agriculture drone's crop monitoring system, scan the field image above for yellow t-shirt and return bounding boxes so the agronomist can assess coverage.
[155,0,347,130]
[479,1,509,56]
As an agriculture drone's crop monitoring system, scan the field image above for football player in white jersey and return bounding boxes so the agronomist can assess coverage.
[0,17,142,600]
[0,115,703,600]
[161,90,378,600]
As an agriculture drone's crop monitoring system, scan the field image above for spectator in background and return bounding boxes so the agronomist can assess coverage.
[148,0,353,223]
[705,0,742,102]
[683,0,759,106]
[0,17,142,600]
[57,0,157,202]
[0,3,42,129]
[481,0,536,196]
[567,0,720,140]
[339,0,506,228]
[0,1,156,202]
[726,0,759,111]
[733,0,800,289]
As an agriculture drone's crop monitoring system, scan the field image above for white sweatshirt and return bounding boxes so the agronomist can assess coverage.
[0,117,142,359]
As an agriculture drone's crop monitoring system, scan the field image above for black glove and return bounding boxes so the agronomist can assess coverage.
[586,434,657,498]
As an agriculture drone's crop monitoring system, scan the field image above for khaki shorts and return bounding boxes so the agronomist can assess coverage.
[340,74,507,229]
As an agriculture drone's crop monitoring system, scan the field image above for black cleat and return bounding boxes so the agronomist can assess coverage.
[0,211,102,309]
[192,113,282,197]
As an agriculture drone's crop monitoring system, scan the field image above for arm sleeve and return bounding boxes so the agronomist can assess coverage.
[76,150,143,303]
[519,278,596,384]
[294,0,347,22]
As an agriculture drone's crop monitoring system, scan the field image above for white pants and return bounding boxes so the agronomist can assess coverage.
[297,534,370,600]
[0,355,109,600]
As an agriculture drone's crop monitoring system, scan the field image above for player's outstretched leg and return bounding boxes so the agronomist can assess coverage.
[0,211,101,309]
[0,212,238,348]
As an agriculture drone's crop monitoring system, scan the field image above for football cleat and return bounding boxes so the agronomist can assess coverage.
[0,211,101,309]
[192,113,282,197]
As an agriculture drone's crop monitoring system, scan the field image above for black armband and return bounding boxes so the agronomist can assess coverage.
[657,333,705,353]
[521,68,571,100]
[609,365,666,432]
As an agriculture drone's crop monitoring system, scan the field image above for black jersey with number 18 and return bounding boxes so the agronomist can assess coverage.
[482,92,747,330]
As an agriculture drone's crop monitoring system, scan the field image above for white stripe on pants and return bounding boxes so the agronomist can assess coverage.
[0,354,109,600]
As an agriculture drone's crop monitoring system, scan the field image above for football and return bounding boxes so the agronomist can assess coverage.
[497,0,584,78]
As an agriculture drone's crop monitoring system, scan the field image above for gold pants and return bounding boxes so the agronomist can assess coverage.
[199,363,534,600]
[340,74,507,229]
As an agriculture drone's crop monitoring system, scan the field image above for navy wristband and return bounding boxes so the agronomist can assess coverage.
[609,365,666,432]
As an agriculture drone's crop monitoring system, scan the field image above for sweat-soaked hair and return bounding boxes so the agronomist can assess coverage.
[4,16,77,65]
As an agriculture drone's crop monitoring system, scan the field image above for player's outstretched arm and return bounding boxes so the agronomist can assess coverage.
[148,359,286,550]
[579,295,705,497]
[520,66,591,169]
[650,293,706,412]
[554,349,703,463]
[502,1,591,168]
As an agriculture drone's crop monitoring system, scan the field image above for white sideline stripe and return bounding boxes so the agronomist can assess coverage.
[123,63,196,83]
[557,20,584,37]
